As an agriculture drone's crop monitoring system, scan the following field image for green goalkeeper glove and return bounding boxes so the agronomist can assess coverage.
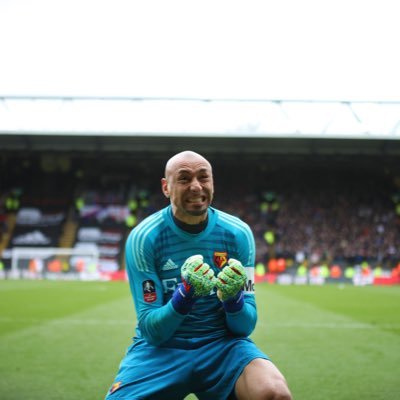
[181,255,216,297]
[216,259,247,301]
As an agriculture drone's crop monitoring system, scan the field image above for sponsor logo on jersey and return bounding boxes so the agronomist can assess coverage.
[161,258,179,271]
[142,279,157,302]
[109,381,122,394]
[244,267,255,293]
[213,251,228,269]
[162,278,178,294]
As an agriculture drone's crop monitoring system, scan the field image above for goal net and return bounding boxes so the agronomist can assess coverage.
[10,247,101,281]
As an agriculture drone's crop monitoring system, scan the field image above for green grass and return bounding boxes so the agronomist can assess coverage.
[0,281,399,400]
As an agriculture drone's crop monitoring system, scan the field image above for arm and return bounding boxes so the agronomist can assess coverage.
[126,232,215,346]
[220,267,258,336]
[217,220,258,336]
[138,254,216,345]
[125,231,187,346]
[138,301,187,346]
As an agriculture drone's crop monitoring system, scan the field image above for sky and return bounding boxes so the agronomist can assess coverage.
[0,0,399,101]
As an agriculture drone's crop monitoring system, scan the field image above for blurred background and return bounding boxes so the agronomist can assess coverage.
[1,0,400,285]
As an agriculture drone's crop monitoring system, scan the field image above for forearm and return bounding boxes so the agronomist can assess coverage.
[224,295,257,336]
[135,255,213,346]
[138,301,186,346]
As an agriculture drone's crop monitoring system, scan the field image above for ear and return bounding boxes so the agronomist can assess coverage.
[161,178,170,198]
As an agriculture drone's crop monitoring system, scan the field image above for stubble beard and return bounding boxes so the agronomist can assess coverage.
[186,208,208,217]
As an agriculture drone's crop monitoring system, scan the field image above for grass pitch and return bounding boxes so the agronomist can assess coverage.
[0,280,399,400]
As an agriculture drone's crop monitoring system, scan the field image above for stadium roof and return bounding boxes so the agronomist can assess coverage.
[1,96,400,139]
[1,96,400,158]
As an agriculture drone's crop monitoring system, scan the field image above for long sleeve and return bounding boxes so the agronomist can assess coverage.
[224,294,257,336]
[138,301,186,345]
[125,213,187,346]
[216,212,259,337]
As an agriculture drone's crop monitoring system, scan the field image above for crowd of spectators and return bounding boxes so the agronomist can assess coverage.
[1,156,400,273]
[239,178,398,271]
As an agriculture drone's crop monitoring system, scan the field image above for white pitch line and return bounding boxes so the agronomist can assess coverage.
[0,317,133,325]
[256,320,400,330]
[1,317,399,330]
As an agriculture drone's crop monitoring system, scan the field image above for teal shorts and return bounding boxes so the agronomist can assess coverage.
[105,335,269,400]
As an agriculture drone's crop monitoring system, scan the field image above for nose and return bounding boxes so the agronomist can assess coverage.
[190,178,202,191]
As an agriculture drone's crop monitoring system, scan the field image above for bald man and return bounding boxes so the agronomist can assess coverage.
[106,151,291,400]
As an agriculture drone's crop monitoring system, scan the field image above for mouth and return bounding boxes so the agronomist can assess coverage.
[186,195,207,205]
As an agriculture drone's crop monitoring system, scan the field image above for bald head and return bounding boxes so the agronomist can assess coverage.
[164,151,212,180]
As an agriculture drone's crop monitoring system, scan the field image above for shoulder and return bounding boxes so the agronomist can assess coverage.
[128,208,167,245]
[213,208,256,265]
[214,208,253,236]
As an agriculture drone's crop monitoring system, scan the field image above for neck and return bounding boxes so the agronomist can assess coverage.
[172,214,208,233]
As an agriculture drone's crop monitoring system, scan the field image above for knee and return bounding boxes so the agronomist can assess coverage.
[259,377,292,400]
[235,359,292,400]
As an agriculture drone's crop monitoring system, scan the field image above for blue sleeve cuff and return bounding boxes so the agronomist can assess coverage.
[222,290,244,313]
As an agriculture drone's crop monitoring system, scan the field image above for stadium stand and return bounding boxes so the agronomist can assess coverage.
[1,151,399,283]
[210,164,400,284]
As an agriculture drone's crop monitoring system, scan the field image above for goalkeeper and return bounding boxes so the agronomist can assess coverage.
[106,151,291,400]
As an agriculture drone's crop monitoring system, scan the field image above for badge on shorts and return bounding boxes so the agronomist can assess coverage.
[142,280,157,303]
[109,381,122,394]
[213,251,228,269]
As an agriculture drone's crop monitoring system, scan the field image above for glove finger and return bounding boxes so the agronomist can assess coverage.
[191,271,216,297]
[200,264,215,277]
[216,271,233,287]
[202,265,215,280]
[215,279,225,291]
[228,258,241,266]
[193,264,215,284]
[193,262,209,275]
[186,254,204,268]
[186,262,215,285]
[182,255,204,277]
[186,265,206,283]
[228,259,246,273]
[223,266,245,279]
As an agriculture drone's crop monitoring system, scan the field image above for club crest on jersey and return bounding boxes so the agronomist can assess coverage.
[213,251,228,269]
[142,280,157,303]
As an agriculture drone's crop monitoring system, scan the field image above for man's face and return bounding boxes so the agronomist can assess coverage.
[162,155,214,224]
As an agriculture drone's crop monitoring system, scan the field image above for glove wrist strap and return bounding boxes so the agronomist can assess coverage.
[171,283,196,315]
[222,290,244,313]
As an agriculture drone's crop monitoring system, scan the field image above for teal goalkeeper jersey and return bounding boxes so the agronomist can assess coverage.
[125,205,258,347]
